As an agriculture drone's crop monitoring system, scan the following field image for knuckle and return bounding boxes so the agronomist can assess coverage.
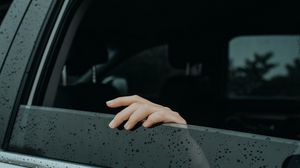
[131,102,140,108]
[146,116,156,123]
[158,110,168,116]
[152,112,163,119]
[142,103,150,110]
[128,117,139,124]
[132,95,140,99]
[115,113,126,121]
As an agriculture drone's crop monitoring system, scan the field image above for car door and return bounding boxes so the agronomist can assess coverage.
[1,0,300,168]
[0,0,99,167]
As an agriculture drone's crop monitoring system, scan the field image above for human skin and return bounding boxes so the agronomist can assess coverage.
[107,95,187,130]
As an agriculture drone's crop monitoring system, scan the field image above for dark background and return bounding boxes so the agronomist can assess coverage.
[0,0,11,23]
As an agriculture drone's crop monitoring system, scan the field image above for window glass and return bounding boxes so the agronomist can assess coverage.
[8,105,300,168]
[50,0,184,113]
[229,36,300,98]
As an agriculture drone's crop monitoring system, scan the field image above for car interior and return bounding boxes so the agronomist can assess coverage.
[37,0,300,139]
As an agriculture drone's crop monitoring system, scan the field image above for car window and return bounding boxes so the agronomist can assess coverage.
[44,0,185,114]
[101,44,183,98]
[226,36,300,136]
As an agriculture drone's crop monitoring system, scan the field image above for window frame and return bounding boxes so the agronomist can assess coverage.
[0,0,100,167]
[0,0,66,149]
[36,0,92,107]
[0,0,39,148]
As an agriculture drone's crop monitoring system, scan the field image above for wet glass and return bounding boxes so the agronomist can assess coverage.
[8,105,300,168]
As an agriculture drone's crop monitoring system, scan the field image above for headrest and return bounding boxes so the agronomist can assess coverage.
[169,38,218,69]
[66,33,108,75]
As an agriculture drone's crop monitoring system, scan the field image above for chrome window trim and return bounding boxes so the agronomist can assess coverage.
[0,151,99,168]
[27,0,70,106]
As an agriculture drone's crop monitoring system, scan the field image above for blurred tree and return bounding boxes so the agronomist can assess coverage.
[229,51,300,97]
[229,52,278,96]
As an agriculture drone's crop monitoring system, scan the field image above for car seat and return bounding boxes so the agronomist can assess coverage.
[159,39,226,127]
[53,20,121,114]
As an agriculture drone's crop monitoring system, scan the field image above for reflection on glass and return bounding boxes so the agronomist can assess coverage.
[228,36,300,97]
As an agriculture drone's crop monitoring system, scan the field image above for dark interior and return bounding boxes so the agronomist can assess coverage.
[0,0,12,24]
[50,0,300,139]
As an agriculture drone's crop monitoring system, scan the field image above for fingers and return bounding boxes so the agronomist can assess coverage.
[106,95,148,108]
[108,103,138,128]
[143,111,187,128]
[107,95,187,130]
[124,105,153,130]
[142,112,165,128]
[170,112,187,125]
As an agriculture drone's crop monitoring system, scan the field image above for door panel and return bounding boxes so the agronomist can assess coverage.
[0,0,31,142]
[0,0,30,68]
[8,105,300,168]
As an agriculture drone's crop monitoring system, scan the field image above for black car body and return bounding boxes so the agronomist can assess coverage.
[0,0,300,167]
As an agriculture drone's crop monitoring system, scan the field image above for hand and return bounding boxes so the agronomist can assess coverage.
[106,95,187,130]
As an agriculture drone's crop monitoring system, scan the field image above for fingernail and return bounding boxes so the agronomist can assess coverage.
[106,100,113,106]
[143,122,150,128]
[124,123,131,130]
[109,120,115,128]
